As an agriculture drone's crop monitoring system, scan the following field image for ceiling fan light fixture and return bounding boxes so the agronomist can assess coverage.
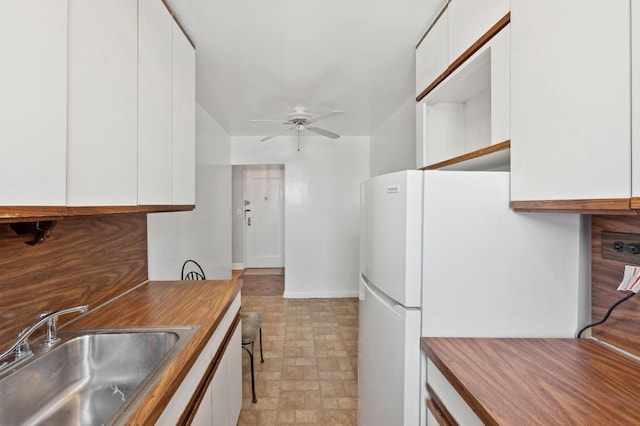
[251,106,344,143]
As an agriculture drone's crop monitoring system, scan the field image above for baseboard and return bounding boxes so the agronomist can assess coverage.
[232,263,245,271]
[283,290,359,299]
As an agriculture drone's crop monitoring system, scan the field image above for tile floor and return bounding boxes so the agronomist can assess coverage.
[239,295,359,425]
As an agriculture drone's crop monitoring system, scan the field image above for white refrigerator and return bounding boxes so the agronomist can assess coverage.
[358,170,585,426]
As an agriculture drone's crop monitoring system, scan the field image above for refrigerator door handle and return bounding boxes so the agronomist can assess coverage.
[361,274,419,318]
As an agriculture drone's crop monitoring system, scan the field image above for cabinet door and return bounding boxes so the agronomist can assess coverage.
[416,9,448,97]
[67,0,138,206]
[0,1,67,206]
[489,24,509,145]
[190,386,213,426]
[427,359,483,425]
[448,0,509,62]
[196,321,242,425]
[172,24,196,205]
[226,321,243,424]
[633,3,640,205]
[511,0,630,201]
[138,0,173,205]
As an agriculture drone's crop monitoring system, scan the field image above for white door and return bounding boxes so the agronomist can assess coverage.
[244,166,284,268]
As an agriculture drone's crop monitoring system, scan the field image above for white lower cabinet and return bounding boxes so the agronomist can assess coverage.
[203,322,242,425]
[193,321,242,425]
[157,293,241,425]
[425,357,482,425]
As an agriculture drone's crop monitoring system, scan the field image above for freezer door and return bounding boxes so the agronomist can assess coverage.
[361,170,423,307]
[358,278,421,426]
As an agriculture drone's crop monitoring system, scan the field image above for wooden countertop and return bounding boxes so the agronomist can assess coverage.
[67,277,242,425]
[422,337,640,425]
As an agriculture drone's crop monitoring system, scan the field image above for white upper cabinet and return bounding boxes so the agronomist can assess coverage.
[633,4,640,205]
[510,0,630,202]
[172,24,196,205]
[0,1,67,206]
[138,0,173,205]
[416,8,448,97]
[447,0,509,62]
[418,25,510,169]
[67,0,138,206]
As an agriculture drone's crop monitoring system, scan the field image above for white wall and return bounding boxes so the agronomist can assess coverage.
[231,165,245,268]
[147,103,232,280]
[231,135,369,298]
[369,95,416,176]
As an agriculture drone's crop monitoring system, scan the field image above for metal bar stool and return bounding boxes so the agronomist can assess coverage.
[241,312,264,403]
[181,259,205,280]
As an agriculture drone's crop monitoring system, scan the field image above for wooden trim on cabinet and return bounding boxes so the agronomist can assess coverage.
[0,206,68,223]
[138,204,196,213]
[416,13,511,102]
[427,384,458,426]
[510,198,637,214]
[66,205,140,216]
[631,197,640,209]
[0,204,195,223]
[420,140,510,171]
[416,0,450,48]
[179,313,241,425]
[161,0,196,49]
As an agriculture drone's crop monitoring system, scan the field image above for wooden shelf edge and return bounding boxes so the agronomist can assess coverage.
[420,140,510,171]
[416,12,511,102]
[0,204,195,223]
[510,198,637,214]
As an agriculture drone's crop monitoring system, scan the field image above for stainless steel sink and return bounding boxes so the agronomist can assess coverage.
[0,326,196,426]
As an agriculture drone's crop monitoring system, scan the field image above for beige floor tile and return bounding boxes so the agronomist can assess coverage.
[280,391,306,409]
[238,410,260,426]
[295,409,324,423]
[323,410,353,425]
[258,410,278,425]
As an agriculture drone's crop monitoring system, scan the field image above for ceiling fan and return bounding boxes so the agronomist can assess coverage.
[250,106,344,144]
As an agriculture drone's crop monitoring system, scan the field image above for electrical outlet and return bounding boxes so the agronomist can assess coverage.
[602,231,640,264]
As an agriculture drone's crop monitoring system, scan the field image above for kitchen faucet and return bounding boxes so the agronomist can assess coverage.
[0,305,88,371]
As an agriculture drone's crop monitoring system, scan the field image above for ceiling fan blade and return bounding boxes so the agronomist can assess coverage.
[306,126,340,139]
[259,126,293,142]
[304,111,344,125]
[250,119,293,125]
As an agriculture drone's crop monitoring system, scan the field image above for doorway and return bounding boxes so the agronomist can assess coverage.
[242,165,285,268]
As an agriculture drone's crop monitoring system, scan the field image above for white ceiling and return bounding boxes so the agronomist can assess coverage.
[166,0,443,138]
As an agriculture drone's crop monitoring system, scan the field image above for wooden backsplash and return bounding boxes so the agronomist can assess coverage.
[0,214,148,349]
[592,215,640,356]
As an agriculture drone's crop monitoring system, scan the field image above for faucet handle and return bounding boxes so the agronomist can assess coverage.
[14,328,32,360]
[36,310,59,347]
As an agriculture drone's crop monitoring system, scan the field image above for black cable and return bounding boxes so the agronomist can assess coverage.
[577,291,636,338]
